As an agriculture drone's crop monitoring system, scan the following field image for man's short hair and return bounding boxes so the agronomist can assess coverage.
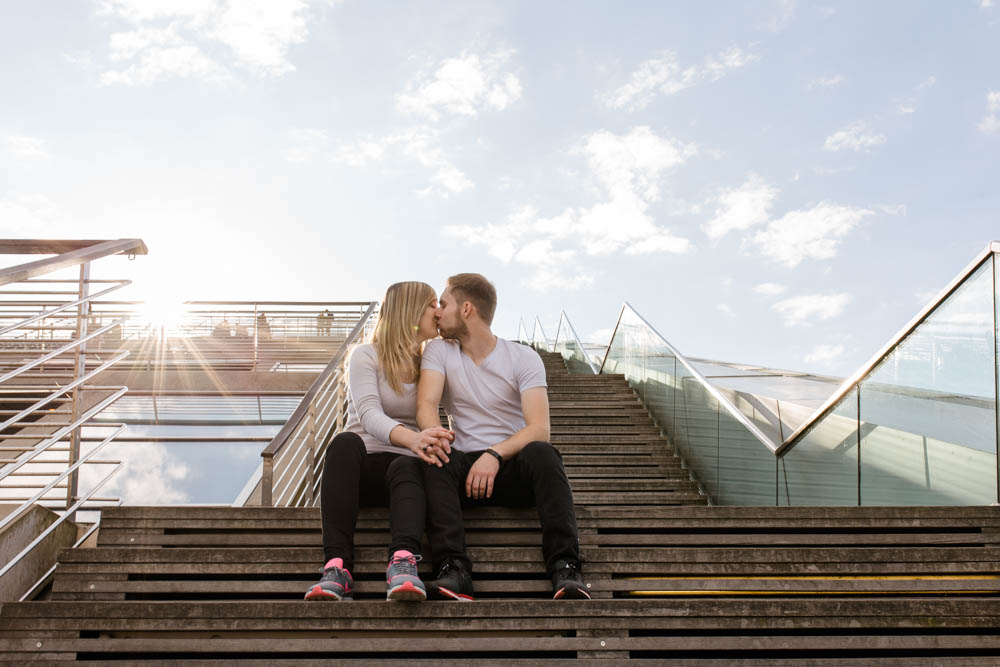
[448,273,497,325]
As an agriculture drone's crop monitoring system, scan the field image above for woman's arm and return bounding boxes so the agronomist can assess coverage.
[349,346,451,464]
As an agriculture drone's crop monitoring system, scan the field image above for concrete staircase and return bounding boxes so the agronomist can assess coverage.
[2,350,1000,662]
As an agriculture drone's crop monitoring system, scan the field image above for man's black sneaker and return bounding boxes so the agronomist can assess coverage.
[427,558,474,601]
[551,560,591,600]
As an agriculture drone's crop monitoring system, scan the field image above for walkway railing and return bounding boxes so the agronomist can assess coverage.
[0,239,145,586]
[257,302,378,506]
[522,240,1000,506]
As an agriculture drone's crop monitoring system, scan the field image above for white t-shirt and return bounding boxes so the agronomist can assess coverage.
[343,343,418,456]
[421,337,547,453]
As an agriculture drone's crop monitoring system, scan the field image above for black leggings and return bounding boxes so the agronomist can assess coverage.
[319,432,426,572]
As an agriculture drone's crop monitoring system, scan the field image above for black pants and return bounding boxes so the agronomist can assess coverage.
[319,432,426,572]
[422,440,581,575]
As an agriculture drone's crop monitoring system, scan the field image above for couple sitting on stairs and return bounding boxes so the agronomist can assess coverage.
[304,273,590,602]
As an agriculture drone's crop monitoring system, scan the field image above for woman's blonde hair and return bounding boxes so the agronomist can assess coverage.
[372,281,436,393]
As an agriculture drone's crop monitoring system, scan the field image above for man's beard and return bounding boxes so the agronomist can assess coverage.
[437,318,469,340]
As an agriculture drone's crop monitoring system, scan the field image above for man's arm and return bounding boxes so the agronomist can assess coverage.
[416,368,451,464]
[465,386,550,499]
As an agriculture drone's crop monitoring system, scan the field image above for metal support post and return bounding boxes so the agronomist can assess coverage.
[66,262,91,515]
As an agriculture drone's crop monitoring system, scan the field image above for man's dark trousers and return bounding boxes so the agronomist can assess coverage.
[422,440,581,575]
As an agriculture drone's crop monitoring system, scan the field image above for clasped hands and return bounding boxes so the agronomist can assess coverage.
[408,427,500,500]
[409,427,453,466]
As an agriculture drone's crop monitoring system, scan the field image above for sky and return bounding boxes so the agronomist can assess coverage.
[2,0,999,378]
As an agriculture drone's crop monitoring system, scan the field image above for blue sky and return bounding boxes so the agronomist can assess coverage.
[2,0,999,378]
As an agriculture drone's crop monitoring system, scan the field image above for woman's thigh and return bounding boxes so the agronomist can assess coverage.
[358,452,398,507]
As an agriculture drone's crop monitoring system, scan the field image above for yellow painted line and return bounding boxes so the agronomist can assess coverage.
[625,575,1000,581]
[627,590,998,596]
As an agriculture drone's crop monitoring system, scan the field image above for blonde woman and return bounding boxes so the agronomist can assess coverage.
[305,282,452,602]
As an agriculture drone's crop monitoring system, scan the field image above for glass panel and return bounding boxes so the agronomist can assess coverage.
[718,394,778,505]
[860,259,997,505]
[78,425,275,505]
[675,366,719,499]
[601,306,785,503]
[778,388,859,506]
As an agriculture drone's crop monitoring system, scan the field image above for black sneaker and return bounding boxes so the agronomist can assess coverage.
[427,558,474,601]
[551,560,590,600]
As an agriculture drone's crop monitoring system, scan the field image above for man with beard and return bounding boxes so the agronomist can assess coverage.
[415,273,590,601]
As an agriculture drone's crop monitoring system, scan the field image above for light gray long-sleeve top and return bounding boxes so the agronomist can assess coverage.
[342,343,419,457]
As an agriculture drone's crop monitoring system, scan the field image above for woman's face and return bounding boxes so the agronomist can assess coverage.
[416,295,439,343]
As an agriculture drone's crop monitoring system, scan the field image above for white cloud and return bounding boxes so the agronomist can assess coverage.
[443,126,695,290]
[287,125,472,198]
[0,194,63,234]
[914,288,939,304]
[753,282,787,296]
[605,45,757,111]
[982,0,994,8]
[336,126,473,197]
[772,293,851,326]
[807,75,844,90]
[749,202,872,268]
[703,173,778,240]
[759,0,797,31]
[979,91,1000,135]
[717,303,737,318]
[97,0,313,85]
[3,135,49,158]
[804,343,845,367]
[396,49,522,121]
[282,128,330,163]
[82,442,189,505]
[586,327,615,345]
[917,76,937,90]
[823,122,886,152]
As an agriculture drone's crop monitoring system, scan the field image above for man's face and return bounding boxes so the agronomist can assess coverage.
[436,287,469,340]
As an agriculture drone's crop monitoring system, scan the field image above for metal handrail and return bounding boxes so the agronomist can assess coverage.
[531,317,550,350]
[0,281,128,336]
[517,317,530,343]
[260,301,378,505]
[0,319,122,384]
[524,240,1000,461]
[0,350,129,432]
[0,426,124,533]
[0,390,128,483]
[0,462,122,580]
[602,302,779,452]
[553,310,599,374]
[776,240,1000,454]
[0,239,146,287]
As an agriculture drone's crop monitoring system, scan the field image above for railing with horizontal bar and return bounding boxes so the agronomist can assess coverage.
[0,239,142,598]
[256,301,379,507]
[552,311,600,375]
[521,240,1000,506]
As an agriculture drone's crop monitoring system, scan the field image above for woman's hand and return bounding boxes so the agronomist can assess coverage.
[409,427,453,466]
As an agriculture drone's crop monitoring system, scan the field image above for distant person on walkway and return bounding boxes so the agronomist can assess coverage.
[305,282,453,603]
[213,318,232,338]
[416,273,590,601]
[256,313,271,341]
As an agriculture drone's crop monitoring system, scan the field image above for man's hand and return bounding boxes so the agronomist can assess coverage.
[408,427,453,466]
[465,451,500,499]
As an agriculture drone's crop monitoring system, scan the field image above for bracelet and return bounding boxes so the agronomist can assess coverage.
[483,448,503,465]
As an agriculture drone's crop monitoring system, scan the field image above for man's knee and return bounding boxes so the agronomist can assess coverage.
[422,451,466,486]
[520,440,562,466]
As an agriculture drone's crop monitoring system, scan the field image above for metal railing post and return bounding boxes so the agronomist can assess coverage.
[66,261,91,514]
[261,456,273,506]
[305,402,316,499]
